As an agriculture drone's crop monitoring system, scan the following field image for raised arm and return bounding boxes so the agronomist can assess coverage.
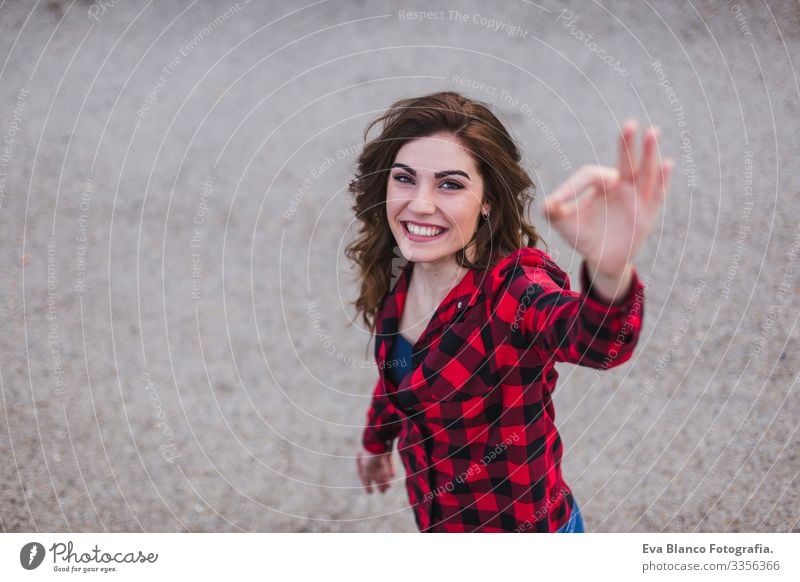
[541,120,673,292]
[495,253,644,368]
[495,121,670,367]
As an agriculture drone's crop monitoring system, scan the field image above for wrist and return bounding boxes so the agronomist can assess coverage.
[583,260,634,305]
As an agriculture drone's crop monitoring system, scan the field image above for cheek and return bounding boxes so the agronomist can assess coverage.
[448,201,481,229]
[456,214,480,236]
[385,180,408,202]
[386,203,403,222]
[385,187,402,215]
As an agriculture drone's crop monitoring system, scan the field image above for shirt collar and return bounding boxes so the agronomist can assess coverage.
[378,256,489,349]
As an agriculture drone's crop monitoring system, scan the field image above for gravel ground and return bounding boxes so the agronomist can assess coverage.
[0,0,798,533]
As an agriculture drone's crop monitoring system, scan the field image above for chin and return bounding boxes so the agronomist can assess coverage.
[399,245,454,265]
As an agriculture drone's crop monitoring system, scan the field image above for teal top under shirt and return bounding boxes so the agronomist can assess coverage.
[387,333,413,386]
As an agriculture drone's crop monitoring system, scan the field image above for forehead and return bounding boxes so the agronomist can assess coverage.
[394,133,479,172]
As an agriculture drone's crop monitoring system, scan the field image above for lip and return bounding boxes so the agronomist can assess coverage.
[400,220,449,242]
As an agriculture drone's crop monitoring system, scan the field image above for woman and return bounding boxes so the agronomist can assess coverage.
[347,91,672,532]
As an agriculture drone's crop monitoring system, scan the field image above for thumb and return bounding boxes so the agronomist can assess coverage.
[542,198,566,221]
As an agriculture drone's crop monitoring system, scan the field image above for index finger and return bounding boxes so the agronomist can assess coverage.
[542,165,619,220]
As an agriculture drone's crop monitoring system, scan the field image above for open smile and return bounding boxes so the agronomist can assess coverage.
[401,220,449,242]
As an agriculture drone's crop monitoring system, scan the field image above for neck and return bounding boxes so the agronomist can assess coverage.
[409,244,476,307]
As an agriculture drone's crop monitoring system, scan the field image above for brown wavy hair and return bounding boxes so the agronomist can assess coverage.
[345,91,545,333]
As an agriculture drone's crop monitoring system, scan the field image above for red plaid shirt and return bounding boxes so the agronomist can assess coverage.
[362,247,645,532]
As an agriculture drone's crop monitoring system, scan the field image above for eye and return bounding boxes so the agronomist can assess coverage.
[440,180,464,190]
[392,173,413,184]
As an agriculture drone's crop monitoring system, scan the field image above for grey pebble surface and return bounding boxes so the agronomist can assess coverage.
[0,0,798,533]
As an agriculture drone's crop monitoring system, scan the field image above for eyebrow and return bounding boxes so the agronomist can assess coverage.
[391,162,471,180]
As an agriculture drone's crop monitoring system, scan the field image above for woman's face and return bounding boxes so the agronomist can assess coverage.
[386,132,488,265]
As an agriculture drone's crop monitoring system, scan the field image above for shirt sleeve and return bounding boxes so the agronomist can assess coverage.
[497,257,645,369]
[361,375,403,454]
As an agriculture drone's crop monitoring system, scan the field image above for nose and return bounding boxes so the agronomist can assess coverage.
[406,181,436,215]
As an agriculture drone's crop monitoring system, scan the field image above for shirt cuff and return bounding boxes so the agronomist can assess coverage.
[362,438,393,455]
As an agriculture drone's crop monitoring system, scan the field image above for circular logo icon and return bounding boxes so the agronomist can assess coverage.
[20,542,45,570]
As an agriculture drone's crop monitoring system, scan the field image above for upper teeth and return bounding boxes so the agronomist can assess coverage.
[407,222,443,237]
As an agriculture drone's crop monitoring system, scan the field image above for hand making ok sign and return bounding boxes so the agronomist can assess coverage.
[542,121,674,281]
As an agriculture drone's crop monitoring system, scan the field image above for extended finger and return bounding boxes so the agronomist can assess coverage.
[618,120,638,183]
[638,126,661,202]
[375,457,394,493]
[377,477,390,493]
[375,459,389,492]
[653,158,674,207]
[357,457,373,494]
[382,454,396,478]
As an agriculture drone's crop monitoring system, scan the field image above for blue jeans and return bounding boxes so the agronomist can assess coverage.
[555,498,585,533]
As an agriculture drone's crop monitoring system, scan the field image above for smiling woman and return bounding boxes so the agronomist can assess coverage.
[346,91,673,533]
[346,92,541,334]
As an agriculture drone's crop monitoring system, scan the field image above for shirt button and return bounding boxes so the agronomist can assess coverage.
[457,301,462,309]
